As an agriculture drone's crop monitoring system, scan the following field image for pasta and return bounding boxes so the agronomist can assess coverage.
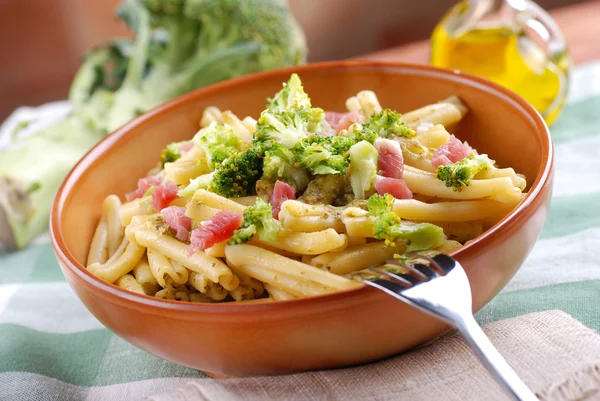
[85,73,527,303]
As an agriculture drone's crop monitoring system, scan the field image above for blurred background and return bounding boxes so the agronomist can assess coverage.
[0,0,583,121]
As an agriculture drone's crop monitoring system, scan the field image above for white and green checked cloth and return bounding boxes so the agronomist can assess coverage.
[1,62,600,401]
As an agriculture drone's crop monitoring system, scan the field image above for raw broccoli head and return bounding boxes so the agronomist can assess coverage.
[267,73,312,113]
[435,154,492,191]
[367,194,445,251]
[69,0,307,134]
[193,122,245,168]
[365,109,415,138]
[209,148,263,198]
[184,0,306,75]
[228,198,280,244]
[262,144,309,192]
[292,134,356,175]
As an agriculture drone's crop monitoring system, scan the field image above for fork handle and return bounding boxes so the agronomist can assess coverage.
[457,315,539,401]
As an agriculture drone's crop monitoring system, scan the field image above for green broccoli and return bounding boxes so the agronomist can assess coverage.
[228,198,280,244]
[367,194,445,251]
[262,145,309,191]
[293,134,356,175]
[267,73,312,113]
[71,0,307,134]
[159,140,190,166]
[348,124,378,144]
[364,109,415,139]
[209,149,263,198]
[435,154,493,191]
[348,140,379,199]
[193,122,246,168]
[253,108,325,150]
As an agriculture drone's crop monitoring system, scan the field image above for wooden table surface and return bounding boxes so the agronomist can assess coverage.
[359,0,600,66]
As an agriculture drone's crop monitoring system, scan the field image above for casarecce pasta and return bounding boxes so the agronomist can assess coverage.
[86,73,527,302]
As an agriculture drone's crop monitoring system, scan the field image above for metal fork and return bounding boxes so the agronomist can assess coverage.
[365,253,538,401]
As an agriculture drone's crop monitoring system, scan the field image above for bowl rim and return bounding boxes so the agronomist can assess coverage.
[50,59,554,313]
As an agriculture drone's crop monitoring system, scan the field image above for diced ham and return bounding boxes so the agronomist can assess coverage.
[270,180,296,219]
[375,176,413,200]
[181,142,194,155]
[374,138,404,179]
[187,210,243,255]
[151,181,180,212]
[325,111,364,132]
[161,206,192,242]
[431,136,472,168]
[125,176,163,201]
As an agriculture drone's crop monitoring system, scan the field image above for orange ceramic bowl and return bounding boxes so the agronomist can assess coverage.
[50,61,553,377]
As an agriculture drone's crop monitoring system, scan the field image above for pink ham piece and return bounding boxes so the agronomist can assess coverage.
[325,111,363,132]
[187,210,243,255]
[180,142,194,155]
[270,180,296,219]
[151,181,180,212]
[431,136,472,168]
[374,138,405,179]
[125,176,163,201]
[161,206,192,242]
[375,176,413,200]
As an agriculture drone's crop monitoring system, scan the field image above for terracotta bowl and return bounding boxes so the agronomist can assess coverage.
[51,61,553,377]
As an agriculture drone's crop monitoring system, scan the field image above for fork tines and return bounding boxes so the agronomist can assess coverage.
[368,253,455,288]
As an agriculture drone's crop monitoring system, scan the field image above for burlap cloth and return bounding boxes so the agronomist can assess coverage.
[148,310,600,401]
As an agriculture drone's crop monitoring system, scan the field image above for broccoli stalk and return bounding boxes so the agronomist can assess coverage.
[435,154,494,190]
[228,198,280,244]
[367,194,445,251]
[348,140,379,199]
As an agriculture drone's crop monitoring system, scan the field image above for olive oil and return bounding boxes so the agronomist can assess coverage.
[430,1,570,125]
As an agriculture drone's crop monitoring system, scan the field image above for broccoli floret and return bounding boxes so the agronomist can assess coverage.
[254,108,324,150]
[262,145,309,191]
[364,109,415,138]
[342,123,380,144]
[435,154,493,191]
[267,73,312,113]
[193,122,245,168]
[159,140,189,166]
[367,194,445,251]
[209,149,263,198]
[228,198,280,244]
[71,0,307,134]
[293,134,356,175]
[348,140,378,199]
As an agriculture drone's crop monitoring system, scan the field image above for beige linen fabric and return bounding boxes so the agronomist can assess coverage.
[148,310,600,401]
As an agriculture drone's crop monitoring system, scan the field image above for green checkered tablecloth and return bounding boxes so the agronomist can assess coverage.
[1,62,600,401]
